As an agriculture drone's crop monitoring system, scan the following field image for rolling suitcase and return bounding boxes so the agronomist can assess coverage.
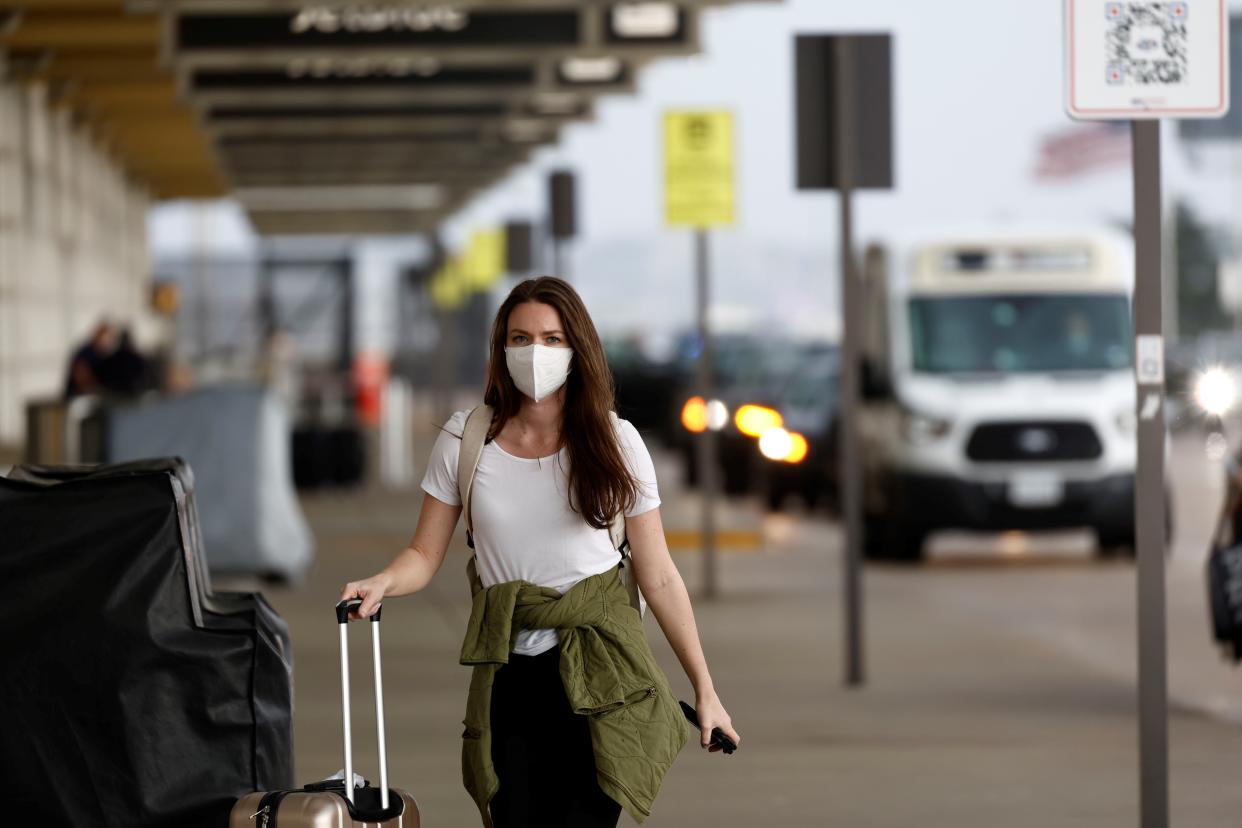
[230,600,420,827]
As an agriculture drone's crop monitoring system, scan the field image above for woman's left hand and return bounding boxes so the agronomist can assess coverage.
[694,690,740,753]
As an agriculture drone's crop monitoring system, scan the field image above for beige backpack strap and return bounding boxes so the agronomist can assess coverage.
[608,412,646,617]
[457,405,493,549]
[609,512,628,554]
[606,412,630,553]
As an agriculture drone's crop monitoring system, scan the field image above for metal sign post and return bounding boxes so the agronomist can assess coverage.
[665,110,735,600]
[834,37,864,687]
[549,170,577,283]
[504,221,535,275]
[795,33,894,688]
[1131,119,1168,828]
[1064,4,1229,826]
[552,241,566,284]
[694,228,719,599]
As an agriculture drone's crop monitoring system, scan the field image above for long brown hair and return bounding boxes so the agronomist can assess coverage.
[484,276,639,529]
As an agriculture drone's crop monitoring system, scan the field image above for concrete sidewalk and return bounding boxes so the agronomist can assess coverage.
[257,484,1242,827]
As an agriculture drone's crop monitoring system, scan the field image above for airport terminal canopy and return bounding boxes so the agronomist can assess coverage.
[1,1,774,234]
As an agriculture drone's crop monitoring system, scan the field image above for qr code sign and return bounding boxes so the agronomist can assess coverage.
[1104,2,1189,85]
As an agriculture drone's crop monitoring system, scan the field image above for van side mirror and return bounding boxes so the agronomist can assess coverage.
[861,358,891,401]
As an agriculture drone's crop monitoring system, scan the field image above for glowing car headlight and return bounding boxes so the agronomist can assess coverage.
[758,427,809,463]
[681,397,729,433]
[681,397,707,433]
[735,404,783,437]
[706,399,729,432]
[1194,367,1237,417]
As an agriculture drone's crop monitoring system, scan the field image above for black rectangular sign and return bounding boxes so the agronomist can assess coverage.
[795,34,894,191]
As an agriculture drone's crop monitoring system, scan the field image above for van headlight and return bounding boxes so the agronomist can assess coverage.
[900,407,952,444]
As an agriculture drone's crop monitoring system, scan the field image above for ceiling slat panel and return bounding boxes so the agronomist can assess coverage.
[5,1,772,230]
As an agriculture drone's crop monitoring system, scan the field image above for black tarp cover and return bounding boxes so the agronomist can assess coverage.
[0,459,294,827]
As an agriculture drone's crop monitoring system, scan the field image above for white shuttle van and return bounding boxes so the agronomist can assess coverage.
[858,225,1137,560]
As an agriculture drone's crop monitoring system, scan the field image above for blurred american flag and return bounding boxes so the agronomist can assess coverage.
[1034,122,1131,180]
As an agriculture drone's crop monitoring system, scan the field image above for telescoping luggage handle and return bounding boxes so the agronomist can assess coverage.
[334,599,389,810]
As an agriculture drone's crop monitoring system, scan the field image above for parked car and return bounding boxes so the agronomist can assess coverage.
[759,348,840,511]
[606,336,684,444]
[673,335,835,494]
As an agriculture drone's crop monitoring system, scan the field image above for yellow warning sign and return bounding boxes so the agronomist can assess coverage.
[430,255,467,310]
[664,110,735,228]
[462,228,505,290]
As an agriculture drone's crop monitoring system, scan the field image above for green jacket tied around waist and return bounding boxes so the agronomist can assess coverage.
[458,563,688,826]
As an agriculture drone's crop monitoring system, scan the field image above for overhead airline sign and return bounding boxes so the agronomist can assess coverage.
[176,10,580,50]
[285,4,687,42]
[189,65,535,90]
[175,6,690,52]
[289,6,471,34]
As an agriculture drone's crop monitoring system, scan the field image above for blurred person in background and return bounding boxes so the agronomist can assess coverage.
[340,276,739,828]
[97,328,153,396]
[63,320,116,398]
[260,326,301,413]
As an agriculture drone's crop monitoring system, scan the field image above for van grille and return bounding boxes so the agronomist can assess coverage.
[966,421,1102,462]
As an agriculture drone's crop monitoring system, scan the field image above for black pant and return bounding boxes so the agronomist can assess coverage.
[489,648,622,828]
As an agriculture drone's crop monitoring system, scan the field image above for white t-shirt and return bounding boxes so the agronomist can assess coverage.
[420,409,661,655]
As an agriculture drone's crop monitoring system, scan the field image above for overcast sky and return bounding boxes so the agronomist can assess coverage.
[439,0,1242,338]
[153,0,1242,343]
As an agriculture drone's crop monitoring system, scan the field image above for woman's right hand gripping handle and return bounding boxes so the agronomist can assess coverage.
[339,572,394,621]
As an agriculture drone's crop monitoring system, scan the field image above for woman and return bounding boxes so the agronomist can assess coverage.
[340,277,740,827]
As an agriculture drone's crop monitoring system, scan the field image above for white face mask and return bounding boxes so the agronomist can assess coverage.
[505,344,573,402]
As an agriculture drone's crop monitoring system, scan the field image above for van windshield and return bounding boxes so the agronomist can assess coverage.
[908,294,1132,374]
